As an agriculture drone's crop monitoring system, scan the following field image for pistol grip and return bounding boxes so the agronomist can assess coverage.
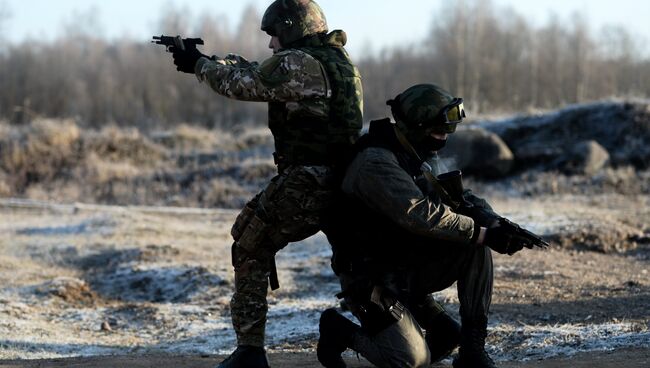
[173,36,185,51]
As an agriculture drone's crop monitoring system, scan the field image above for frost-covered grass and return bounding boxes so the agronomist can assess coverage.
[489,322,650,361]
[0,199,648,360]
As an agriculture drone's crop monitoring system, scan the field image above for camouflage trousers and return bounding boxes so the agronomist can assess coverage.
[229,165,334,347]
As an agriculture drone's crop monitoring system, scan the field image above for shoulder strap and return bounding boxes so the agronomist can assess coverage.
[420,161,460,210]
[392,125,460,210]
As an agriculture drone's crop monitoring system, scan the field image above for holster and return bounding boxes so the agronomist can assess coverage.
[237,215,268,253]
[232,242,281,291]
[231,202,257,241]
[346,284,405,335]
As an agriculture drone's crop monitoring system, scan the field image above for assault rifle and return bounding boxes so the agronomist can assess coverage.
[152,35,204,52]
[436,170,549,250]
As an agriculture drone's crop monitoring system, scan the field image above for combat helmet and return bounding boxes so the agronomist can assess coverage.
[387,84,466,155]
[261,0,328,46]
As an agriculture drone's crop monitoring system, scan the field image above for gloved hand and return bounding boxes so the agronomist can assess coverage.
[483,220,530,255]
[171,46,207,74]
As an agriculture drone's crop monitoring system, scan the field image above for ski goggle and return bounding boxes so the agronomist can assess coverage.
[421,98,466,134]
[440,98,466,124]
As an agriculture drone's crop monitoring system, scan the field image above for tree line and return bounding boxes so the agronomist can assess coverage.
[0,1,648,129]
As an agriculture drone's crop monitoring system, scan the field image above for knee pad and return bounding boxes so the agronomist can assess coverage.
[231,243,272,278]
[237,214,270,253]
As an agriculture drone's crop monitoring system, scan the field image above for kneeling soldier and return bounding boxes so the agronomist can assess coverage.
[319,84,546,368]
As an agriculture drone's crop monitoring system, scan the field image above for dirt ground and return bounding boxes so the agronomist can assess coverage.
[0,348,648,368]
[0,194,648,366]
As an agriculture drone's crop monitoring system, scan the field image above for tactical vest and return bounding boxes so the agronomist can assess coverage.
[268,31,363,167]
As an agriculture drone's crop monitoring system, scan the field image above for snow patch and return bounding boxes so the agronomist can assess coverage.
[15,216,116,237]
[91,262,227,303]
[489,322,650,361]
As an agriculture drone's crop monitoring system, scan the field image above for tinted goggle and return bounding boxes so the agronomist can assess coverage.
[421,98,466,134]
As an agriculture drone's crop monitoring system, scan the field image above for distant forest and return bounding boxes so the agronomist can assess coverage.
[1,1,649,129]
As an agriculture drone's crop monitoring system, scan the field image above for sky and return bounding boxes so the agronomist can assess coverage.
[2,0,649,57]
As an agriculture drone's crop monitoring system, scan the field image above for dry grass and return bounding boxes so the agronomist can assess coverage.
[81,153,142,184]
[84,125,165,166]
[0,171,10,196]
[0,119,82,192]
[235,126,273,150]
[1,113,649,210]
[151,124,237,152]
[204,177,250,208]
[0,119,274,208]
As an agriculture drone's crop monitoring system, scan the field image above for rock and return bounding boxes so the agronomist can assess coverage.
[561,140,610,175]
[546,220,643,253]
[101,321,112,332]
[38,277,97,305]
[442,126,514,178]
[480,101,650,170]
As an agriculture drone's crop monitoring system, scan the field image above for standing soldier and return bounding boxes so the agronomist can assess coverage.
[168,1,363,367]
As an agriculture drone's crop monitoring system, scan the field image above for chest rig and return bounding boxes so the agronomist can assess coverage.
[268,31,363,168]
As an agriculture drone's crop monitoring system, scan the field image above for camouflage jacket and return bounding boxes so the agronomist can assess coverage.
[195,51,328,102]
[194,31,363,166]
[341,142,476,245]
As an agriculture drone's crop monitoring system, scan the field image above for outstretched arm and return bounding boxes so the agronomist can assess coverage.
[195,49,329,102]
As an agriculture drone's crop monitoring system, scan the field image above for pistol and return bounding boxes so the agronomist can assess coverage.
[436,170,549,250]
[497,217,550,250]
[152,35,204,52]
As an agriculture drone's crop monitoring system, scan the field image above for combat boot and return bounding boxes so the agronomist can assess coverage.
[453,319,497,368]
[216,345,270,368]
[317,308,360,368]
[411,295,461,362]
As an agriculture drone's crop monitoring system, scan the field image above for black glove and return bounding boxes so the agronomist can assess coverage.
[171,46,206,74]
[483,220,530,255]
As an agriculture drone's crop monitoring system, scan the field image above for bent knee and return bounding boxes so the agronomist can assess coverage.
[384,334,431,368]
[405,343,431,368]
[389,348,431,368]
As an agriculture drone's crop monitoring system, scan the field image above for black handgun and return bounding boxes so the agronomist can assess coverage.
[497,217,550,250]
[152,35,204,52]
[436,170,549,250]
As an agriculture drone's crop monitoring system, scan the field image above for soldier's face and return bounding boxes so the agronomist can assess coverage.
[269,36,283,53]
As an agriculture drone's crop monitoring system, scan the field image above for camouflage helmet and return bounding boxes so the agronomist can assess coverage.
[387,84,466,145]
[261,0,328,46]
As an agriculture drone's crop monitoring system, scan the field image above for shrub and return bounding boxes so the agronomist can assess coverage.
[0,119,82,192]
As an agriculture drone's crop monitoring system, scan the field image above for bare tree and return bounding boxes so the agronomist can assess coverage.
[61,6,105,40]
[0,1,10,44]
[0,1,649,127]
[597,25,640,97]
[236,4,267,60]
[156,5,192,36]
[195,13,231,56]
[564,14,593,103]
